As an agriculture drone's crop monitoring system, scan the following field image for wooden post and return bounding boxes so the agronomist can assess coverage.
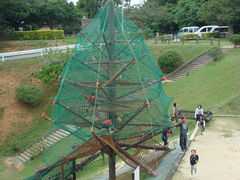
[109,148,116,180]
[218,38,220,47]
[72,160,76,180]
[107,1,116,179]
[196,38,198,45]
[61,158,64,180]
[181,39,184,45]
[211,38,213,45]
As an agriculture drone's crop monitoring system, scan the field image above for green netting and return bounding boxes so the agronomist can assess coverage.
[54,0,172,139]
[26,1,173,179]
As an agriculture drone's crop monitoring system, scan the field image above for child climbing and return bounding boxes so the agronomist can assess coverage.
[86,93,97,114]
[196,115,205,135]
[161,128,172,146]
[179,117,188,152]
[195,105,204,121]
[190,149,199,175]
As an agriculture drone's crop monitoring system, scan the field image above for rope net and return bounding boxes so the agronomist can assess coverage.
[26,1,173,179]
[54,0,172,139]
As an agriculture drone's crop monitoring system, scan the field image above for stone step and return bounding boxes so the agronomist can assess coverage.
[58,129,71,135]
[48,135,61,142]
[55,130,69,137]
[52,132,65,139]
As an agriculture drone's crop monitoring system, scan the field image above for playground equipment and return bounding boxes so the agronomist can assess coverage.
[26,1,177,179]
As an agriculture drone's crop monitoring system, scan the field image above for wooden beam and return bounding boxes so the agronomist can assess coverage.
[118,143,170,151]
[118,103,147,130]
[84,60,131,65]
[74,57,109,80]
[70,106,135,112]
[104,59,136,86]
[114,144,157,176]
[113,33,140,59]
[59,103,101,129]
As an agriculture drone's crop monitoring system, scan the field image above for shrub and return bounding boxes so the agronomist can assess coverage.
[229,34,240,47]
[16,85,43,106]
[207,47,222,61]
[33,49,72,83]
[158,50,183,74]
[201,32,220,38]
[15,30,65,40]
[180,33,199,40]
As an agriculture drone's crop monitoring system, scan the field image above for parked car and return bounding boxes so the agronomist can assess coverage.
[195,25,229,38]
[177,26,199,37]
[211,26,229,38]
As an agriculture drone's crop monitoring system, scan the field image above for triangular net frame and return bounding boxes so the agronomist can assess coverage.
[25,1,174,179]
[53,1,172,140]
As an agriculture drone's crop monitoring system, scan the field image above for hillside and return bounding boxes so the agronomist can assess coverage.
[0,45,239,180]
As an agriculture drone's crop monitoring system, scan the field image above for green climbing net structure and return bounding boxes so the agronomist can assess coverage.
[26,1,173,179]
[54,0,172,139]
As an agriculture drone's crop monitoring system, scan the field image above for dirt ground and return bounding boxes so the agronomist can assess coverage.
[0,62,41,144]
[173,118,240,180]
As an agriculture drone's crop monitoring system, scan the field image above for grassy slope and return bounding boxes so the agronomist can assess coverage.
[164,47,240,112]
[0,58,56,156]
[148,42,215,64]
[0,44,238,180]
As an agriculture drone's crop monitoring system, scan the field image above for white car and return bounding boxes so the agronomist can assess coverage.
[177,26,199,37]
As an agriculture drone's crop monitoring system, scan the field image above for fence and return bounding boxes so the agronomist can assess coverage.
[152,35,223,46]
[0,44,75,62]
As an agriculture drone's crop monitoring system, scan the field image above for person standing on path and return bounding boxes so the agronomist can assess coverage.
[179,117,188,152]
[196,115,205,135]
[190,149,199,175]
[173,103,180,123]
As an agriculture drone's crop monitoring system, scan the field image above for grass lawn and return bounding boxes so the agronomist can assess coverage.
[0,36,77,53]
[0,45,239,180]
[148,42,216,65]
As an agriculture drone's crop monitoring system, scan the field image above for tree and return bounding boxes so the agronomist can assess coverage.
[198,0,240,34]
[0,0,31,30]
[174,0,203,27]
[125,1,177,35]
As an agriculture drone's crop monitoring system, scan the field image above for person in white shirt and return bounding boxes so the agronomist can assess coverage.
[195,105,204,120]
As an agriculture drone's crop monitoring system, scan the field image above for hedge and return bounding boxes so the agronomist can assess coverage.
[201,32,219,38]
[229,34,240,46]
[15,30,65,40]
[180,33,200,40]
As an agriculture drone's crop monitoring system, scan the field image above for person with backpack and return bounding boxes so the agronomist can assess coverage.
[179,117,188,152]
[190,149,199,175]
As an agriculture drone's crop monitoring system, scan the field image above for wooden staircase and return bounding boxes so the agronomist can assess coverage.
[166,46,233,81]
[15,125,77,163]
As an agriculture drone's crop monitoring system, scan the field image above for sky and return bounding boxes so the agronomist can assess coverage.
[68,0,143,6]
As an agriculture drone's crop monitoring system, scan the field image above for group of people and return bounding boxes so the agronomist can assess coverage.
[161,103,204,175]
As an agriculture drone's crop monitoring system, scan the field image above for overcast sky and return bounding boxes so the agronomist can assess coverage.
[68,0,143,6]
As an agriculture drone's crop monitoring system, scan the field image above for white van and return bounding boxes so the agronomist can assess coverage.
[211,26,229,37]
[195,25,229,37]
[177,26,199,36]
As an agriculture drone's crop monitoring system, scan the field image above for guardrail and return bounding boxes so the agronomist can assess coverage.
[0,44,75,62]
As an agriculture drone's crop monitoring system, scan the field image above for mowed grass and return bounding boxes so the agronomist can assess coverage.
[148,42,216,64]
[164,47,240,113]
[0,36,76,53]
[0,44,238,180]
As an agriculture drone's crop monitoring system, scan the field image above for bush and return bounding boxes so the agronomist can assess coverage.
[16,85,43,106]
[180,33,199,40]
[207,47,222,61]
[229,34,240,47]
[158,50,183,74]
[33,49,72,83]
[15,30,65,40]
[201,32,220,38]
